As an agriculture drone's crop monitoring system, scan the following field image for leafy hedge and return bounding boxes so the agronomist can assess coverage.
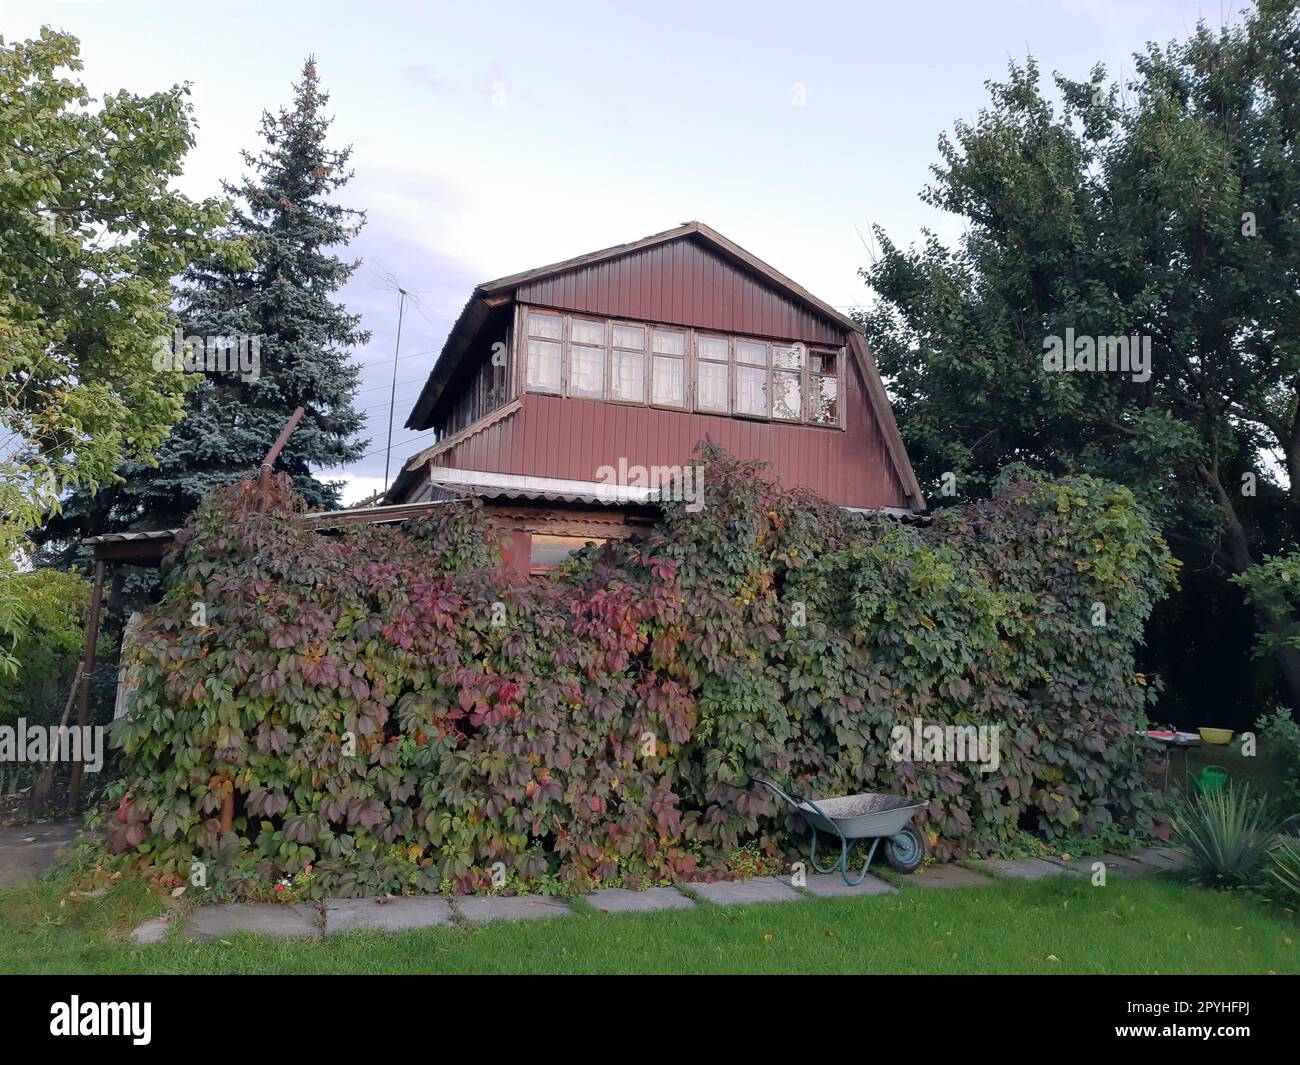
[107,448,1175,898]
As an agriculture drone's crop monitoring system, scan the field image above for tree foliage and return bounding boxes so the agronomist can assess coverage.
[38,57,369,567]
[105,448,1175,899]
[0,28,238,669]
[859,1,1300,709]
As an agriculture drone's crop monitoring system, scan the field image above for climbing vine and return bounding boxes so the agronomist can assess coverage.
[106,447,1176,898]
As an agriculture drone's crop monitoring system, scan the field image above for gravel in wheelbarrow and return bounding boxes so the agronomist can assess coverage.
[795,792,925,840]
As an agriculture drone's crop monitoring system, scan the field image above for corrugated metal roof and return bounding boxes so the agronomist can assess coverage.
[81,528,178,545]
[427,467,660,507]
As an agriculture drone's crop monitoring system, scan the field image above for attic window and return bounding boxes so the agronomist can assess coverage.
[526,313,562,394]
[517,305,843,428]
[569,318,605,398]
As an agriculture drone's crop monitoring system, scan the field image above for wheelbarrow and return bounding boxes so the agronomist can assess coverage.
[755,778,927,885]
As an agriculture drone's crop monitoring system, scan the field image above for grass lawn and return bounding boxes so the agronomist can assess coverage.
[1,865,1295,975]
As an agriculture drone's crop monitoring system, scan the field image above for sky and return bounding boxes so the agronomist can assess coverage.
[7,0,1246,502]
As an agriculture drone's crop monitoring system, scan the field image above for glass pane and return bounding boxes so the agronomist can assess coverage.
[528,312,562,340]
[772,370,802,420]
[526,339,562,391]
[736,365,767,415]
[811,350,837,375]
[611,350,645,402]
[697,359,728,412]
[570,345,604,398]
[612,323,645,349]
[652,329,686,355]
[698,335,729,360]
[530,534,604,567]
[736,340,767,365]
[652,355,684,406]
[810,374,838,424]
[571,319,604,346]
[772,343,803,369]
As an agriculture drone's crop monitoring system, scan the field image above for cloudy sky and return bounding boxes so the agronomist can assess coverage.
[9,0,1230,502]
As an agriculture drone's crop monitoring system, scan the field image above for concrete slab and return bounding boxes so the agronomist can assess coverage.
[1130,847,1186,871]
[0,818,81,886]
[908,864,994,888]
[129,917,170,945]
[324,896,454,934]
[794,872,895,898]
[687,876,802,905]
[586,887,694,913]
[456,894,572,924]
[184,902,319,939]
[971,857,1079,881]
[1046,854,1162,877]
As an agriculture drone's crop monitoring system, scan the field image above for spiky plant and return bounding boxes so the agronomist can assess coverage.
[1171,783,1285,888]
[1268,838,1300,906]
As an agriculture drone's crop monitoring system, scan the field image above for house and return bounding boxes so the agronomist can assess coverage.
[385,221,924,573]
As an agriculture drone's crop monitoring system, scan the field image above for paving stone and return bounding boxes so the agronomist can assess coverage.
[970,857,1079,881]
[324,896,454,934]
[793,872,895,897]
[184,902,319,939]
[129,917,170,944]
[1046,854,1162,876]
[586,887,694,913]
[908,864,994,888]
[1130,846,1186,871]
[687,876,802,905]
[456,894,572,923]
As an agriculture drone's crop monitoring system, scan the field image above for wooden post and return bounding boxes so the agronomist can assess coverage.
[257,406,305,513]
[68,560,105,811]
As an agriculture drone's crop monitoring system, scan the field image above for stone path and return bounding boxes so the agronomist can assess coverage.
[0,818,82,886]
[969,857,1078,881]
[126,849,1188,942]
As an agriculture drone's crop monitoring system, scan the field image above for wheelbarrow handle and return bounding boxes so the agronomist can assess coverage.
[752,777,803,809]
[753,778,841,836]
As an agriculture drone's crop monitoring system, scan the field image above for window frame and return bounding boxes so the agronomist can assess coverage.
[513,304,844,430]
[694,332,731,415]
[523,310,564,395]
[649,326,689,410]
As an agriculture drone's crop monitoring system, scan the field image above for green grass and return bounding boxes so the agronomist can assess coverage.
[1,868,1295,974]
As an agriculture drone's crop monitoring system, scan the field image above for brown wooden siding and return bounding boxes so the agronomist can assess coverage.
[428,356,908,510]
[515,236,845,346]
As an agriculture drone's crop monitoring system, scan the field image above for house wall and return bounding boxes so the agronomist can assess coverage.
[515,237,844,345]
[427,353,909,509]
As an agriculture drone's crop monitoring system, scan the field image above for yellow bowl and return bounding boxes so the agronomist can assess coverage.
[1198,727,1233,745]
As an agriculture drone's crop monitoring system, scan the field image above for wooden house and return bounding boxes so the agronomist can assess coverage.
[385,222,924,572]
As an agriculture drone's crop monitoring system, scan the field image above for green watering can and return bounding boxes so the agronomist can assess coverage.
[1192,765,1227,794]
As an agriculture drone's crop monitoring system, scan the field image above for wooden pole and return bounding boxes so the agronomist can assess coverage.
[68,560,105,811]
[258,405,305,511]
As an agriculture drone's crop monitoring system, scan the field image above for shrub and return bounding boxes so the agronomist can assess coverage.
[104,447,1175,898]
[1171,784,1285,889]
[1268,837,1300,907]
[0,567,92,722]
[1256,706,1300,817]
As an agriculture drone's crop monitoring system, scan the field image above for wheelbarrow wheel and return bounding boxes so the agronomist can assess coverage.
[884,825,925,874]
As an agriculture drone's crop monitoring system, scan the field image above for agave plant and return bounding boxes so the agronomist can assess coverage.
[1269,838,1300,906]
[1171,783,1285,888]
